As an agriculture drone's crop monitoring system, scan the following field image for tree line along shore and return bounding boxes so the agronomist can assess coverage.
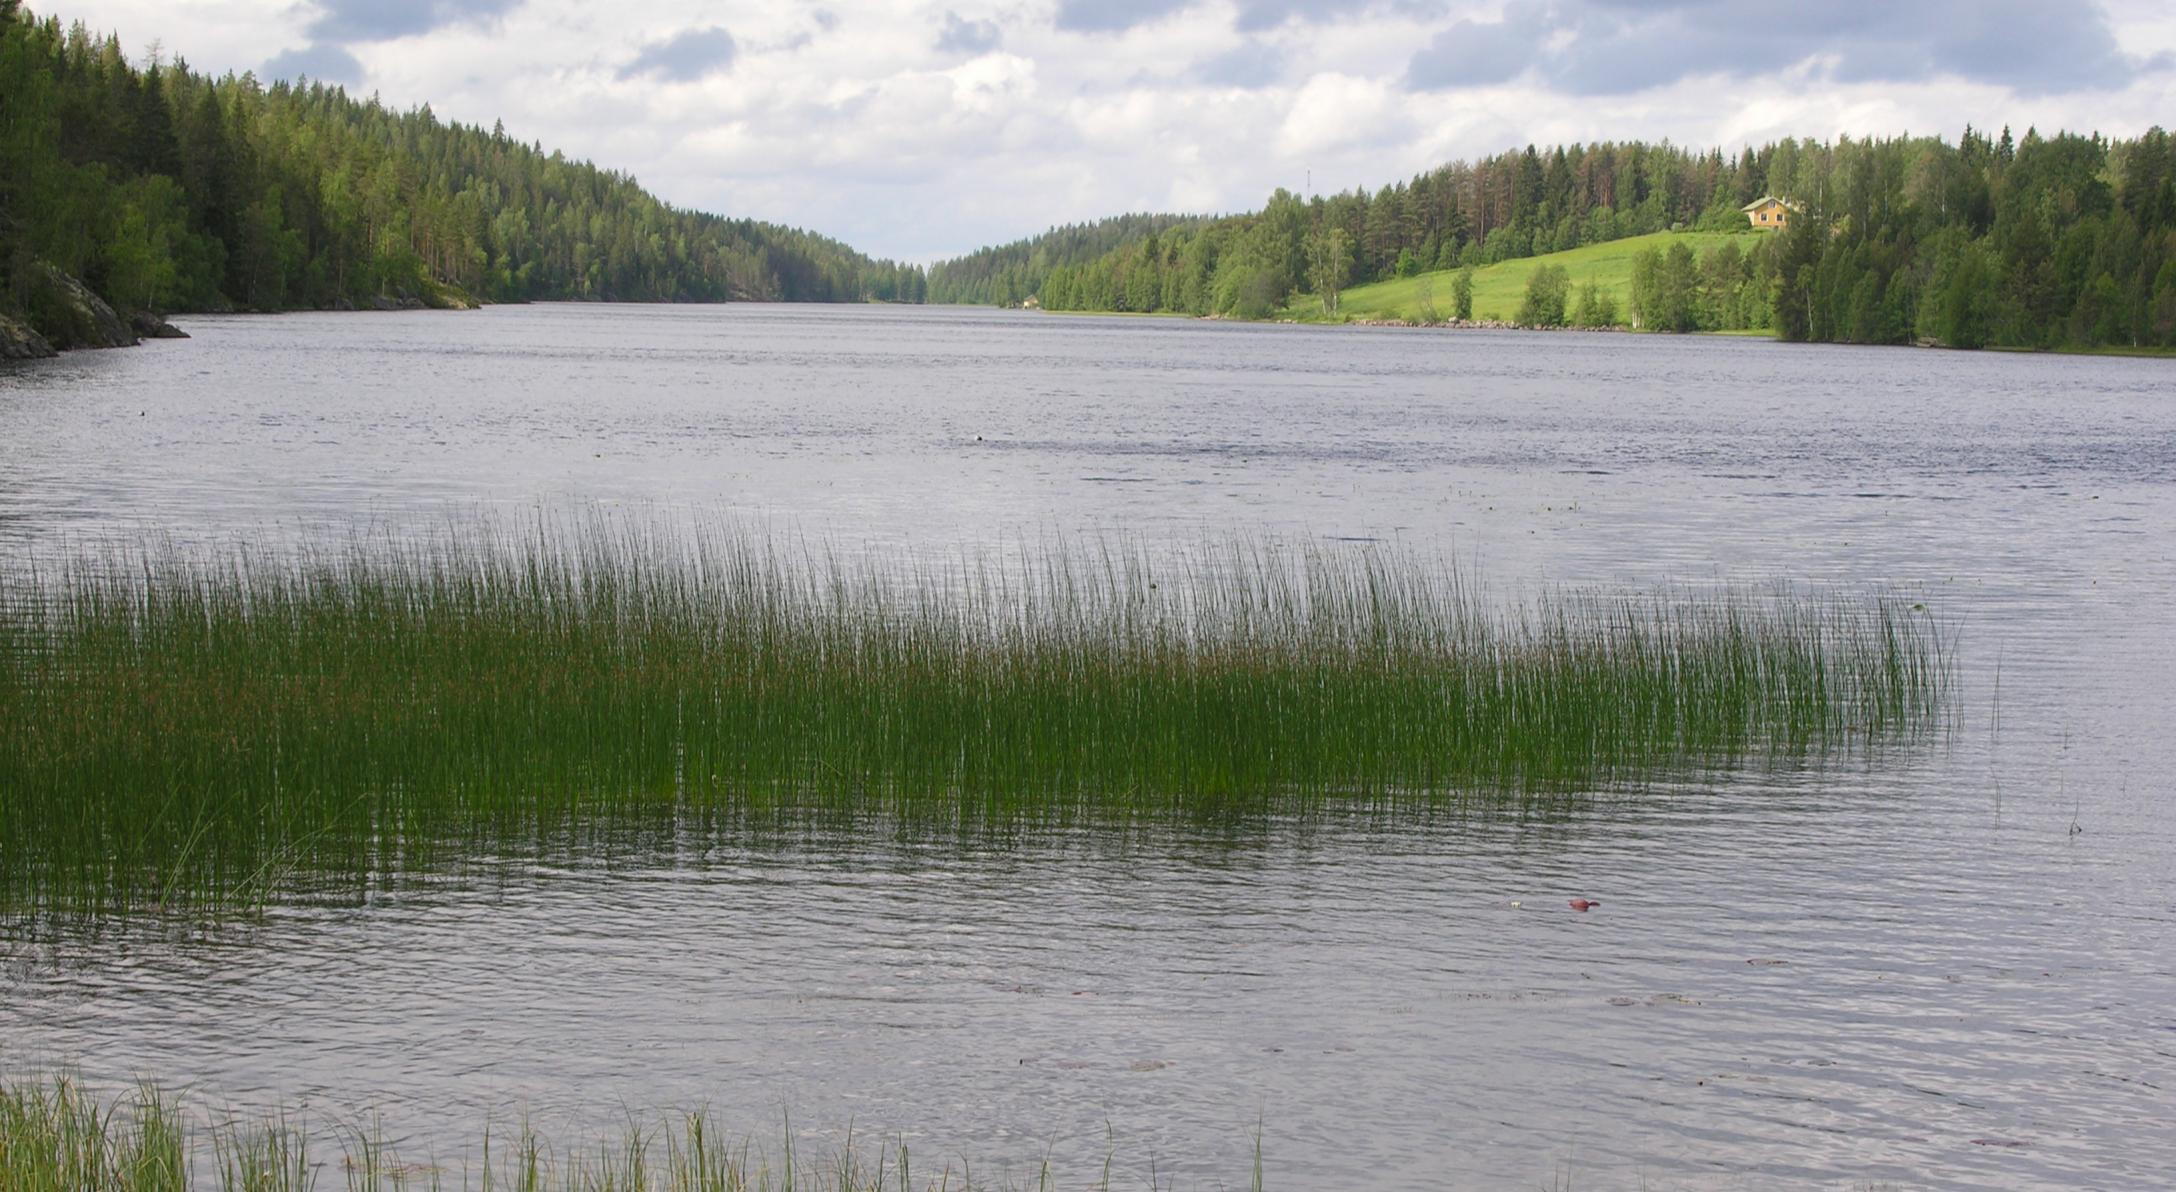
[0,4,926,360]
[991,129,2176,352]
[5,1,2172,358]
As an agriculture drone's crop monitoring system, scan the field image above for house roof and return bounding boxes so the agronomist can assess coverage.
[1741,195,1801,212]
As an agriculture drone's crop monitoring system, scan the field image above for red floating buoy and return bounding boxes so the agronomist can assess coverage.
[1569,899,1601,912]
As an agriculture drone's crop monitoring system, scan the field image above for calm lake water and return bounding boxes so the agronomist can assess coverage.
[3,305,2173,1190]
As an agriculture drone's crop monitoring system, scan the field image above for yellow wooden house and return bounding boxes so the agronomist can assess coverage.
[1742,196,1798,229]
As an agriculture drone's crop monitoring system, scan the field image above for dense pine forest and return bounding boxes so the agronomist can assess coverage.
[1024,129,2176,350]
[924,213,1208,306]
[0,2,924,354]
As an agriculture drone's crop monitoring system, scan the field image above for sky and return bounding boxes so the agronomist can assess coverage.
[41,1,2176,263]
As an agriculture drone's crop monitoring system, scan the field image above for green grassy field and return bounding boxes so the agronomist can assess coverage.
[1288,230,1760,325]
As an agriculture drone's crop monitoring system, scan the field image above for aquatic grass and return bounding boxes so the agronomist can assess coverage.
[0,1073,1102,1191]
[0,523,1949,913]
[0,1077,185,1191]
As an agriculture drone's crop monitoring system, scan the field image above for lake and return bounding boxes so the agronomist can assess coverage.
[2,304,2172,1190]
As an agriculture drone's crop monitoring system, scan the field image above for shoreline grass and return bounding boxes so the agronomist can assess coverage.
[0,524,1949,914]
[0,1072,1131,1192]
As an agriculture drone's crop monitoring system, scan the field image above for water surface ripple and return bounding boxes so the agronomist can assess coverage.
[3,305,2172,1190]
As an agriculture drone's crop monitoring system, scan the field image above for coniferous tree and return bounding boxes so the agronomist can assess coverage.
[1,5,923,340]
[996,125,2176,349]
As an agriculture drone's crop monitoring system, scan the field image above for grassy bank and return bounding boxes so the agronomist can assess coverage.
[0,1073,1132,1192]
[1284,230,1754,325]
[0,526,1948,913]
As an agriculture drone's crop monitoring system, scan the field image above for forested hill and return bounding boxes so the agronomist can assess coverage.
[1020,130,2176,352]
[925,213,1209,306]
[1032,140,1784,317]
[0,3,925,353]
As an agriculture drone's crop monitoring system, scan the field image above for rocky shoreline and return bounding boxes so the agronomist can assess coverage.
[0,311,54,360]
[1,265,484,363]
[1,264,191,361]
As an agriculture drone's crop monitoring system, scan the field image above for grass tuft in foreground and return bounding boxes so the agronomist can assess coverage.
[0,1073,1107,1191]
[0,526,1949,912]
[0,1078,186,1191]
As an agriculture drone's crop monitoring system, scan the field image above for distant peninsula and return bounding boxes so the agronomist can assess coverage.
[0,3,925,358]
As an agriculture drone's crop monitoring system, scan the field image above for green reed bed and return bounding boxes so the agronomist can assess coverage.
[0,1072,1095,1192]
[0,527,1948,911]
[0,1078,187,1191]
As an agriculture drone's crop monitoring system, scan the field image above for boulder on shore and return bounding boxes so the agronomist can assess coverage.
[422,278,481,310]
[1,311,58,360]
[364,281,479,312]
[26,264,138,350]
[130,310,190,340]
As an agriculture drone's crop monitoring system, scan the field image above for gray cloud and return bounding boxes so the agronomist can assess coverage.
[621,26,738,82]
[935,11,1001,55]
[1232,0,1338,32]
[1903,5,2142,92]
[1194,41,1286,88]
[1233,0,1447,33]
[1058,0,1445,34]
[1404,6,1548,89]
[1407,0,2147,96]
[1054,0,1190,33]
[262,42,364,84]
[305,0,521,43]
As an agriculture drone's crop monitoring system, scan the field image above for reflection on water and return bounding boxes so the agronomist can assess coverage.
[3,305,2173,1190]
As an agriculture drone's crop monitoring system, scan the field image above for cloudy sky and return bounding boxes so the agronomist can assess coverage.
[45,1,2176,262]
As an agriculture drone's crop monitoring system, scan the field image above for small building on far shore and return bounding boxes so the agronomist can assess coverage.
[1742,196,1798,230]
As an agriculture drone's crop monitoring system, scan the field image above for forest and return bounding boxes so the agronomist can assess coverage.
[923,213,1208,306]
[1024,129,2176,351]
[0,3,925,353]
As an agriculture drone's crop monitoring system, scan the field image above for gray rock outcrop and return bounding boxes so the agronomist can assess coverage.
[130,310,190,339]
[27,264,138,350]
[1,311,58,360]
